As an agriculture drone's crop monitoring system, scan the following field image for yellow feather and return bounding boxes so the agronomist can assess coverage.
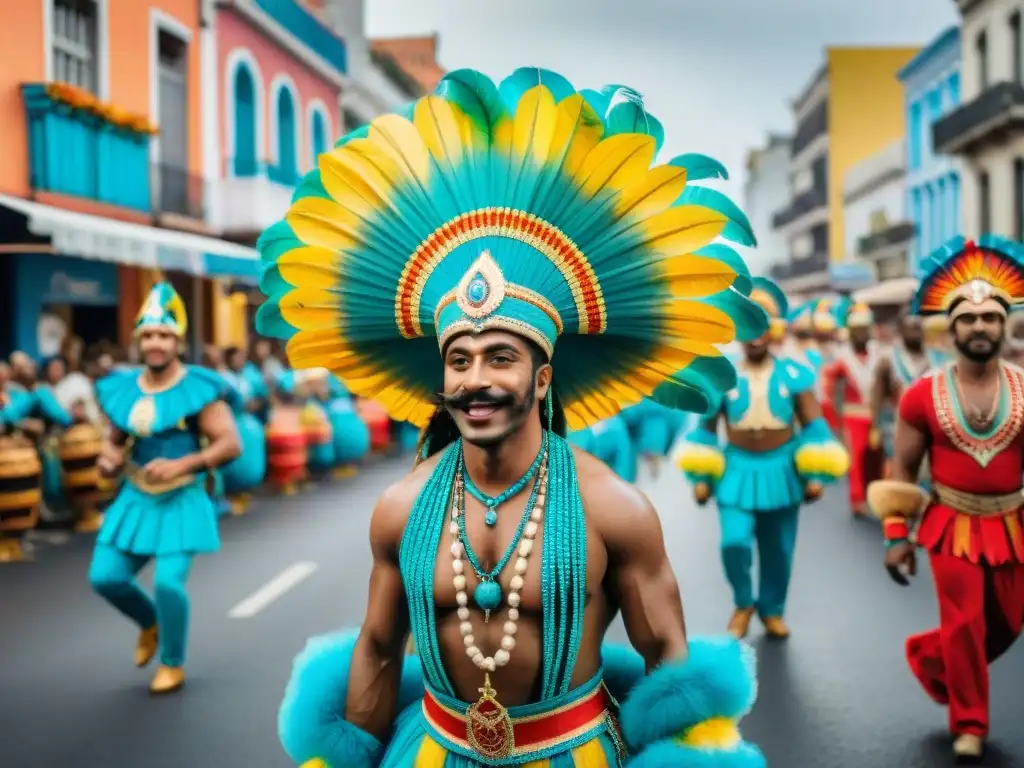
[614,165,688,220]
[660,254,737,298]
[512,85,557,164]
[367,114,432,186]
[277,246,342,290]
[548,94,603,176]
[676,444,726,479]
[575,134,656,198]
[569,740,608,767]
[413,96,470,166]
[638,205,727,256]
[278,292,342,333]
[286,197,367,252]
[680,717,741,750]
[319,140,401,218]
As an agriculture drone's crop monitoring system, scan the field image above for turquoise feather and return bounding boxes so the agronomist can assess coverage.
[670,153,729,181]
[695,244,753,296]
[750,276,788,318]
[676,185,756,247]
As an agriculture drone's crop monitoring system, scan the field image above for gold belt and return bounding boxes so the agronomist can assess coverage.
[124,463,197,495]
[932,483,1024,517]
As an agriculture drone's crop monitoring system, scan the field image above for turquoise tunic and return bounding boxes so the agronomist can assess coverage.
[326,393,371,465]
[620,399,685,458]
[95,366,232,557]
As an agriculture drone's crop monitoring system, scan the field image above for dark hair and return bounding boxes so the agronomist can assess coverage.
[414,335,563,465]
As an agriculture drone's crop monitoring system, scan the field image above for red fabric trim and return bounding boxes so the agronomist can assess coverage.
[916,504,1024,565]
[422,685,611,748]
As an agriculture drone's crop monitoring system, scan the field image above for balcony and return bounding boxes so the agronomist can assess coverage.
[251,0,347,73]
[217,160,299,235]
[933,81,1024,155]
[791,100,828,158]
[21,84,152,212]
[771,187,827,230]
[769,250,829,281]
[857,220,915,258]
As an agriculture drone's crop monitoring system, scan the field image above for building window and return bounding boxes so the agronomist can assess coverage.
[1012,12,1023,83]
[976,30,988,90]
[950,173,960,234]
[947,72,960,109]
[52,0,98,93]
[924,184,935,253]
[311,109,328,168]
[1015,159,1024,239]
[910,187,922,263]
[936,177,946,247]
[927,89,941,156]
[908,101,921,169]
[156,28,191,215]
[274,85,298,185]
[979,171,991,233]
[232,64,258,177]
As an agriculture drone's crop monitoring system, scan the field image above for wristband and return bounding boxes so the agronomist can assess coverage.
[882,516,910,542]
[884,537,909,549]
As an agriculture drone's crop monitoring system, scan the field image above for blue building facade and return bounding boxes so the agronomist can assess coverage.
[898,26,962,274]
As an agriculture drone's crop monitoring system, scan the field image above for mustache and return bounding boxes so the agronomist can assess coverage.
[434,388,516,410]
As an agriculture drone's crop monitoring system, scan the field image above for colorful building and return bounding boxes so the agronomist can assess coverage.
[899,26,962,274]
[934,0,1024,240]
[770,47,920,297]
[0,0,259,359]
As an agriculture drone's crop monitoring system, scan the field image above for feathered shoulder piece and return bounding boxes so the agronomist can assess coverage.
[97,366,235,436]
[912,235,1024,316]
[256,67,767,429]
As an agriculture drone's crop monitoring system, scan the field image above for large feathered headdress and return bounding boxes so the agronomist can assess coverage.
[255,68,767,429]
[912,235,1024,320]
[749,276,787,341]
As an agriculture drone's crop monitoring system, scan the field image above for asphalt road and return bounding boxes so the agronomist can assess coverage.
[2,456,1023,768]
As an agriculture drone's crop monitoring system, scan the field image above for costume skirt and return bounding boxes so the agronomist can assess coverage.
[97,478,220,556]
[718,442,803,513]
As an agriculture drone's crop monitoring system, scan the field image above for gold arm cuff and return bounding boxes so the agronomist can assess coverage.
[124,463,197,495]
[867,480,929,520]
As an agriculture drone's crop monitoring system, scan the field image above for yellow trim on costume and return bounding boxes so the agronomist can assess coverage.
[394,207,606,339]
[675,443,726,479]
[413,735,449,767]
[679,716,741,750]
[866,479,928,520]
[794,440,850,479]
[749,288,779,318]
[298,759,327,768]
[570,739,609,766]
[439,317,556,358]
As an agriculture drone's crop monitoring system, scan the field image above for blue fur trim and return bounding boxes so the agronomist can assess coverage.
[278,630,382,768]
[600,642,646,703]
[627,739,766,768]
[619,636,757,751]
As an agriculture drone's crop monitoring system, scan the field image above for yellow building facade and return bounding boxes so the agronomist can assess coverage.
[826,47,919,261]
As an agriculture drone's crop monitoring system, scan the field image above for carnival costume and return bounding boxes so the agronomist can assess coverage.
[567,415,637,483]
[257,67,769,766]
[676,278,848,637]
[220,367,268,512]
[822,302,882,514]
[869,236,1024,757]
[89,281,238,693]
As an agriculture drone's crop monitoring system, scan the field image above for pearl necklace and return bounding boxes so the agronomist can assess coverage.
[450,455,548,673]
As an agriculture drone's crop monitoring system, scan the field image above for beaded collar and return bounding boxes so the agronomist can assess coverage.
[932,362,1024,467]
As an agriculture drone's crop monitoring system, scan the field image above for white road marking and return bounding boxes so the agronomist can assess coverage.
[227,561,318,619]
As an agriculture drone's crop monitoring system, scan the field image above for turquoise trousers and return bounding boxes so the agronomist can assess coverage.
[718,506,800,618]
[89,544,193,667]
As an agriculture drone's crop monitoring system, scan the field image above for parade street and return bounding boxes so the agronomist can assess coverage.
[2,457,1023,768]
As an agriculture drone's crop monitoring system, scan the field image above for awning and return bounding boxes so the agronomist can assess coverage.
[852,277,919,305]
[0,193,258,280]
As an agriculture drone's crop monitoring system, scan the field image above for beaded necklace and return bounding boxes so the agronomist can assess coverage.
[456,436,545,619]
[463,439,545,526]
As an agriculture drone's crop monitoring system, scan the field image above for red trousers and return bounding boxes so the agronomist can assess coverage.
[906,552,1024,736]
[843,415,872,507]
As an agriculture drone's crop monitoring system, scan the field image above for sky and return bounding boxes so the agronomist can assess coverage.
[365,0,958,205]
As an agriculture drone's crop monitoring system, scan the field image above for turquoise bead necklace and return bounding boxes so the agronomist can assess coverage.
[463,437,545,526]
[457,433,547,619]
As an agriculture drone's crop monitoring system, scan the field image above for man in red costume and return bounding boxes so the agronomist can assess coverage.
[869,236,1024,763]
[823,302,883,515]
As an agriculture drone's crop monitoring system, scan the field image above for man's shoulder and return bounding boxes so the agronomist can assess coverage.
[573,445,650,522]
[373,450,447,540]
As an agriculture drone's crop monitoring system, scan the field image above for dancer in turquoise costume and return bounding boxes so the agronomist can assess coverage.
[220,349,268,514]
[257,67,769,767]
[619,399,686,480]
[90,281,241,694]
[677,277,848,640]
[322,374,372,473]
[567,415,637,483]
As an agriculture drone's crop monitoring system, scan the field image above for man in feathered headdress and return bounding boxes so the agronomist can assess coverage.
[868,236,1024,762]
[822,301,884,516]
[258,68,767,766]
[89,280,241,694]
[676,277,847,640]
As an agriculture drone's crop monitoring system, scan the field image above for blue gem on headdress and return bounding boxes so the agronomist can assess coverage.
[466,274,489,305]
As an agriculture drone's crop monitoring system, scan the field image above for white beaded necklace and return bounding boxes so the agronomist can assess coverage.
[450,458,548,673]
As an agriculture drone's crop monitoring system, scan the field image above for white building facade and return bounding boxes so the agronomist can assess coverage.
[743,134,792,276]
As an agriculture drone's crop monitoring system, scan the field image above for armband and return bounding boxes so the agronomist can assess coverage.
[673,429,725,487]
[881,516,911,542]
[794,417,849,485]
[619,637,764,766]
[866,480,928,520]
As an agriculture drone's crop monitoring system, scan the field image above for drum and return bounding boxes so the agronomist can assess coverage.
[266,405,308,490]
[0,434,43,534]
[357,400,392,453]
[58,423,105,513]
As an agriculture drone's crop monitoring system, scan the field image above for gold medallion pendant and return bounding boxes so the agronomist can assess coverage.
[466,674,514,759]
